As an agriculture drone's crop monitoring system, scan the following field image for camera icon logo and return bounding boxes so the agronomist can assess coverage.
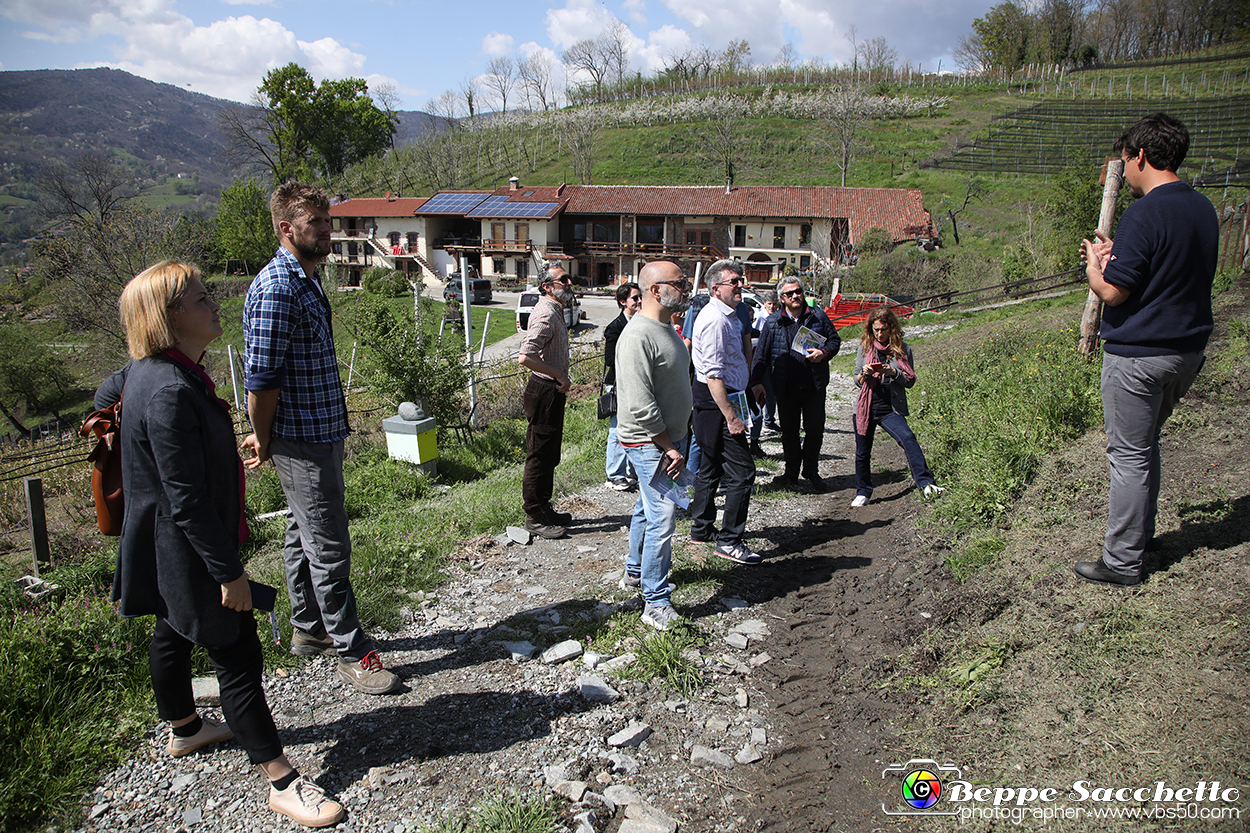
[881,758,962,816]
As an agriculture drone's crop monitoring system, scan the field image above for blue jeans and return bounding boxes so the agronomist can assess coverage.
[853,412,935,497]
[623,443,677,607]
[1101,351,1203,575]
[750,375,776,442]
[605,405,636,481]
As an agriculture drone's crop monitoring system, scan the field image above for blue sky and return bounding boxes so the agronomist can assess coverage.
[0,0,993,108]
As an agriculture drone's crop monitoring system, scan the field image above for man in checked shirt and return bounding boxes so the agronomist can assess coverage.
[517,262,575,539]
[242,181,399,696]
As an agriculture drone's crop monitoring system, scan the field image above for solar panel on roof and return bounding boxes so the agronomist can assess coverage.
[419,193,489,213]
[466,195,560,218]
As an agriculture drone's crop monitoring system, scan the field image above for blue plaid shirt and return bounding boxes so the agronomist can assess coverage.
[243,247,349,443]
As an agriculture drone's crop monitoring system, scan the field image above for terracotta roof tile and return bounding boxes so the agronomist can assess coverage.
[329,197,429,217]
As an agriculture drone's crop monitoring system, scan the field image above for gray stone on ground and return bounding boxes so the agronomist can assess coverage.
[541,640,583,664]
[724,632,749,650]
[498,640,537,661]
[577,675,620,703]
[734,688,749,708]
[582,650,603,669]
[690,745,735,769]
[191,676,220,706]
[705,716,730,733]
[603,784,642,807]
[607,722,652,747]
[505,526,532,545]
[607,751,640,775]
[542,764,568,785]
[553,780,587,801]
[182,808,202,825]
[749,652,772,667]
[720,597,748,610]
[602,652,637,671]
[622,801,679,833]
[751,727,767,745]
[731,619,771,637]
[735,744,762,764]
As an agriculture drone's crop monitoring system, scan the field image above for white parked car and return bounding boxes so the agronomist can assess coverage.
[516,287,582,332]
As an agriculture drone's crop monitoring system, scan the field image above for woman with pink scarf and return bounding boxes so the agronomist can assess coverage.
[850,308,944,507]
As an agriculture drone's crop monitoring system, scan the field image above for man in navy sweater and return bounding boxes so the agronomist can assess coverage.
[1077,113,1218,586]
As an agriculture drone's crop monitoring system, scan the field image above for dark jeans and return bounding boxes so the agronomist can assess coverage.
[777,386,826,479]
[150,616,283,765]
[853,411,935,497]
[522,374,566,516]
[691,381,755,546]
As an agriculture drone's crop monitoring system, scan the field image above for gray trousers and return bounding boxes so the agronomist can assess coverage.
[270,437,371,660]
[1101,351,1204,575]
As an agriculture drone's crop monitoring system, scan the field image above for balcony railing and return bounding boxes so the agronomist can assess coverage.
[571,241,724,260]
[481,239,535,253]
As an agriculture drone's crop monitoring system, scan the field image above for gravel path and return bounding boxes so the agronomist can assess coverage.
[75,373,864,833]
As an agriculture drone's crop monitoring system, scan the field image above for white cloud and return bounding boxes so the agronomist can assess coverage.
[635,23,692,74]
[482,31,515,56]
[545,0,615,49]
[623,0,647,25]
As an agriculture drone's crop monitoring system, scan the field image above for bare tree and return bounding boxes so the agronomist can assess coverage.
[373,81,401,149]
[427,89,462,133]
[601,21,633,87]
[219,99,286,181]
[563,39,611,102]
[458,77,478,121]
[954,31,991,71]
[562,111,601,184]
[844,25,861,78]
[518,51,556,110]
[482,56,516,114]
[860,36,898,72]
[694,117,750,187]
[35,152,138,228]
[941,178,984,245]
[775,41,800,67]
[816,87,870,187]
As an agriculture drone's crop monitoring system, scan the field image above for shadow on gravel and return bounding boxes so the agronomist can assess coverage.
[282,690,594,777]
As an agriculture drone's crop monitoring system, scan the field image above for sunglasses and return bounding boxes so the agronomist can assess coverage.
[655,279,690,290]
[780,289,803,298]
[716,277,745,286]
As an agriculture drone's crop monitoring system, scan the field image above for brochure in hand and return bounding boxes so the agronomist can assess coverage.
[790,325,827,357]
[650,456,697,509]
[728,390,755,428]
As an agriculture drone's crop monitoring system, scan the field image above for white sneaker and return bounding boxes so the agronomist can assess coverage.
[269,776,345,827]
[851,495,869,508]
[606,478,633,491]
[641,604,682,631]
[923,484,946,498]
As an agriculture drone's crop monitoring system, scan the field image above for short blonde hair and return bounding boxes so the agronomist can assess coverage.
[270,180,330,237]
[119,260,199,359]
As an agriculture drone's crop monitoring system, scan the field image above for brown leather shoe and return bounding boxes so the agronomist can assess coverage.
[290,629,336,657]
[525,515,567,539]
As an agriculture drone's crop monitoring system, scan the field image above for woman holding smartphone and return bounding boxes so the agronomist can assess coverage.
[113,260,343,827]
[850,308,944,507]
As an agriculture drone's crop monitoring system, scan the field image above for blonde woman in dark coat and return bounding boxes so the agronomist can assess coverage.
[114,260,343,827]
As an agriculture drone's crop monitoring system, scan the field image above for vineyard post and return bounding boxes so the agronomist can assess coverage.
[1079,158,1125,356]
[23,476,50,575]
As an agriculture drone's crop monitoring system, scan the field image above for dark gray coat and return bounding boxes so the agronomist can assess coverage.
[113,355,246,648]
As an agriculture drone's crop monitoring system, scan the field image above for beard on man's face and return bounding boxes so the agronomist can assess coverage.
[294,237,331,262]
[659,285,690,313]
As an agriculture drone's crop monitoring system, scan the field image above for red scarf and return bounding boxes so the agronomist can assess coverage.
[854,341,916,436]
[162,349,251,546]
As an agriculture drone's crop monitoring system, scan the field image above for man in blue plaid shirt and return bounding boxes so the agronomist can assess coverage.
[243,181,399,695]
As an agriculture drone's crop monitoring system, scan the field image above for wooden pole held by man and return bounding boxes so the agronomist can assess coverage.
[1079,158,1125,356]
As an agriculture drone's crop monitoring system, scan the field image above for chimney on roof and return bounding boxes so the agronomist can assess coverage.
[725,178,733,195]
[556,182,566,196]
[386,190,394,201]
[509,177,520,191]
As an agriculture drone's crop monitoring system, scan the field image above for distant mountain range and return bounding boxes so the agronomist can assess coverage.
[0,67,433,247]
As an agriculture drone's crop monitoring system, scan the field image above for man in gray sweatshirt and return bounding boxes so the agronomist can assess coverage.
[615,260,694,631]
